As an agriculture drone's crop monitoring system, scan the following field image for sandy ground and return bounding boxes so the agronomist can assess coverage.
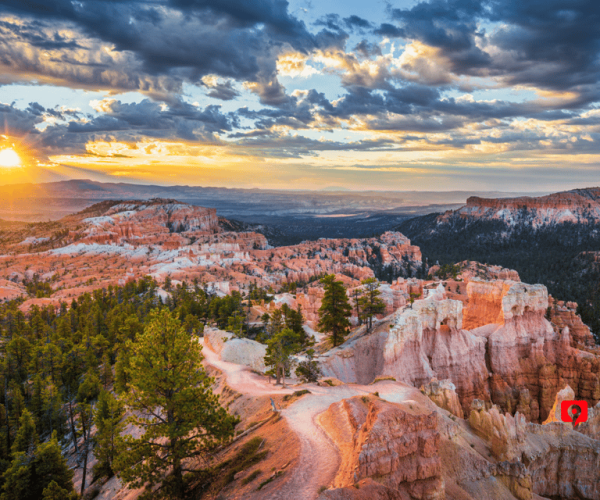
[201,338,421,500]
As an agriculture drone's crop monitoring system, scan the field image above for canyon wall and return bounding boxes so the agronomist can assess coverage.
[321,278,600,423]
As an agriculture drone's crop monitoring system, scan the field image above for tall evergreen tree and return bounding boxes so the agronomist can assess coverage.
[358,278,386,332]
[317,275,352,347]
[1,432,75,500]
[114,309,237,499]
[264,328,302,387]
[11,410,37,456]
[93,390,124,480]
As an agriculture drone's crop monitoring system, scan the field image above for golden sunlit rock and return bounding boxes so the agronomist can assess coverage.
[0,149,22,168]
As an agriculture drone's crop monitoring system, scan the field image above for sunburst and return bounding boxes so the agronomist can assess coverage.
[0,148,22,168]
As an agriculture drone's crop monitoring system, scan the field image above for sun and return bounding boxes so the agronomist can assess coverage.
[0,149,22,168]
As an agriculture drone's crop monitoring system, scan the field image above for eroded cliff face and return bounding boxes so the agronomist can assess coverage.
[321,277,600,423]
[549,297,596,347]
[421,379,464,419]
[381,291,489,411]
[387,279,600,421]
[424,382,600,500]
[318,397,444,500]
[316,383,600,500]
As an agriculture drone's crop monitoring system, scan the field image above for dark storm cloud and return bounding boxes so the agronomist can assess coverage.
[170,0,309,38]
[373,23,405,38]
[0,19,82,50]
[235,75,583,136]
[0,102,43,136]
[67,99,235,141]
[313,14,344,32]
[314,14,371,35]
[230,133,397,158]
[0,98,239,156]
[354,40,382,58]
[0,16,181,94]
[204,80,240,101]
[487,0,600,91]
[325,84,581,130]
[386,0,600,94]
[237,89,333,130]
[343,15,372,30]
[390,0,490,73]
[0,0,340,95]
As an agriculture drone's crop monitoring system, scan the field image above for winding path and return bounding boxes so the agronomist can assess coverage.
[200,339,418,500]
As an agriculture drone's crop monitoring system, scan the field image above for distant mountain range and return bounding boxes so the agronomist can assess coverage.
[0,179,535,222]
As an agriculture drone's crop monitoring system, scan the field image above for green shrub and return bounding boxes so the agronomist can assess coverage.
[242,469,261,485]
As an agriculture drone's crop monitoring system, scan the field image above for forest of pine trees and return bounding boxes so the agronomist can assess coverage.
[0,276,267,498]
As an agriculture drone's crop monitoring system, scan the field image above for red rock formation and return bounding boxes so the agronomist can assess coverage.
[421,379,464,419]
[548,297,596,347]
[465,189,600,212]
[319,396,444,500]
[320,278,600,423]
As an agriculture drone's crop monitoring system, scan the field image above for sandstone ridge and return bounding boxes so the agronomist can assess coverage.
[438,187,600,226]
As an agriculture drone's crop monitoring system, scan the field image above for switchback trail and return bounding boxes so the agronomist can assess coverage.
[200,338,419,500]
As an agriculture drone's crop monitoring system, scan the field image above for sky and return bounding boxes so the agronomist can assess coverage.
[0,0,599,191]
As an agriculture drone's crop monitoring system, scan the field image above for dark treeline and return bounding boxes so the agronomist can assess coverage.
[397,215,600,341]
[0,276,266,498]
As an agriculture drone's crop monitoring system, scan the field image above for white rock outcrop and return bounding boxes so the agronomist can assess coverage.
[221,338,267,373]
[203,327,267,373]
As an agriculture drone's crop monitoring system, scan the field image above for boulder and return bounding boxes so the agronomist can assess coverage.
[221,338,267,373]
[204,327,267,372]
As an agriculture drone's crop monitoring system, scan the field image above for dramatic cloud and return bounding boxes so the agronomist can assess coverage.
[0,0,340,94]
[388,0,600,95]
[0,0,599,190]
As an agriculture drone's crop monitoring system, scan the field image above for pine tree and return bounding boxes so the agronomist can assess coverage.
[101,352,113,389]
[11,409,37,456]
[77,403,93,496]
[282,305,305,343]
[114,309,238,499]
[1,432,75,500]
[93,390,124,479]
[114,347,131,394]
[358,278,386,332]
[77,369,101,404]
[41,382,64,439]
[182,314,202,336]
[317,275,352,347]
[295,349,321,383]
[41,480,76,500]
[264,328,302,387]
